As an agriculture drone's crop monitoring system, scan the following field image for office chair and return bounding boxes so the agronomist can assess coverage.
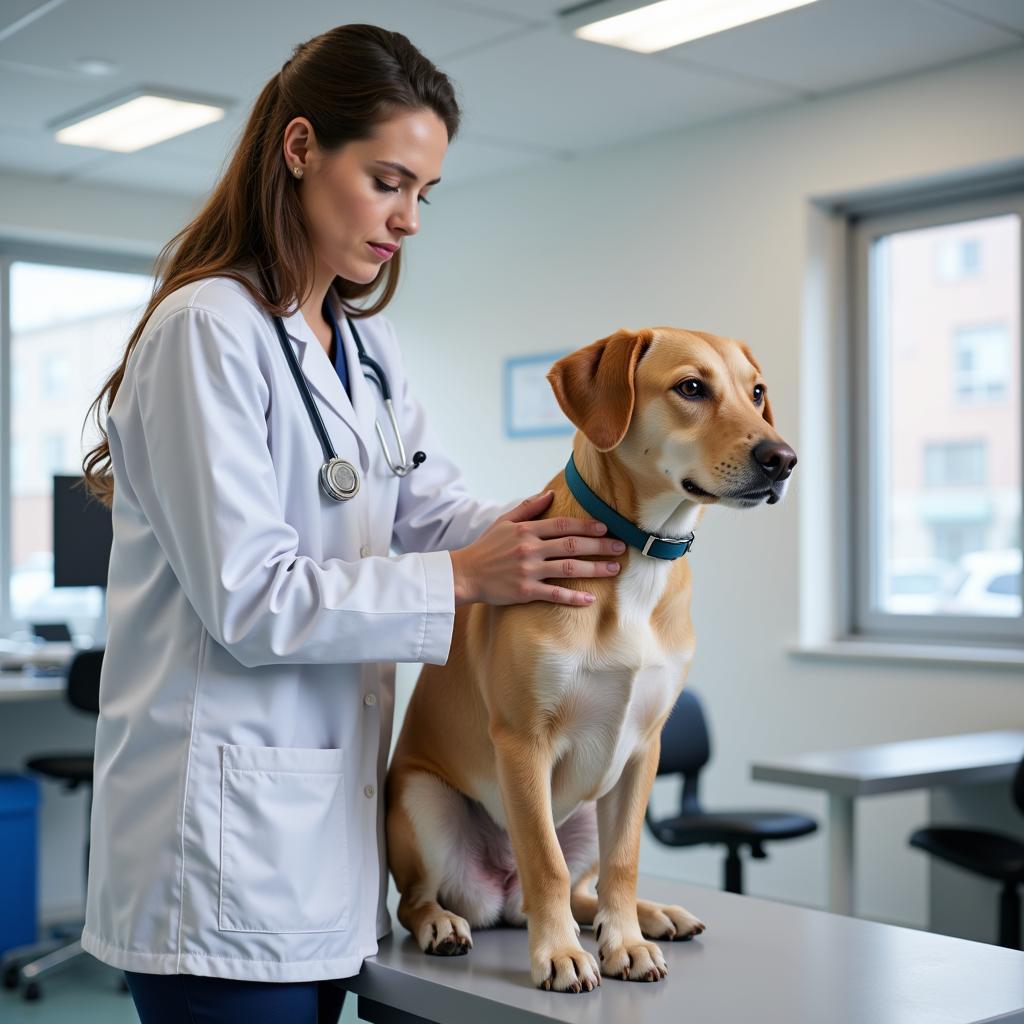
[1,649,104,1001]
[644,688,818,894]
[909,749,1024,949]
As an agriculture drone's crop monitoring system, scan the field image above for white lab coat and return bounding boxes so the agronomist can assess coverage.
[81,271,517,982]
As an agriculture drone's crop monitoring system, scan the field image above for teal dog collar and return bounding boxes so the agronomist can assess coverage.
[564,454,695,560]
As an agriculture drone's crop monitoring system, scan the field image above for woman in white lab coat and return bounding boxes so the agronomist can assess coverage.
[79,23,623,1024]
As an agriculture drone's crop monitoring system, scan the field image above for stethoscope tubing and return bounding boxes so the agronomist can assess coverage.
[270,308,425,500]
[270,312,338,468]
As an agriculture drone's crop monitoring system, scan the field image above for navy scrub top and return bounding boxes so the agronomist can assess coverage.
[322,298,351,398]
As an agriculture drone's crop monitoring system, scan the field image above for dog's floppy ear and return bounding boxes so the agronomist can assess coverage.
[739,342,775,427]
[547,328,653,451]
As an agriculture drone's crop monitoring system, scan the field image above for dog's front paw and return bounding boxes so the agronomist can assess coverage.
[416,910,473,956]
[637,899,706,941]
[595,917,667,982]
[598,937,668,982]
[532,942,601,993]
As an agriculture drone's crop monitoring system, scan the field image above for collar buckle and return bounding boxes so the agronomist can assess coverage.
[641,532,691,557]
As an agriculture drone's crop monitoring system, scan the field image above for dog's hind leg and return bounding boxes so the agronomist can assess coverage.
[386,768,503,956]
[570,866,704,941]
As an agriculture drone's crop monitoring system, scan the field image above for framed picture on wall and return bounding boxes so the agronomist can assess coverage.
[504,352,574,438]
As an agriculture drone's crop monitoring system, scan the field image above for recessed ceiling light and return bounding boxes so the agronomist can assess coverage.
[52,89,228,153]
[564,0,820,53]
[74,58,118,77]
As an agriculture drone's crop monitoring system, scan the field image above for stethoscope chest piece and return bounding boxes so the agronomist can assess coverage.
[269,301,427,501]
[320,457,360,502]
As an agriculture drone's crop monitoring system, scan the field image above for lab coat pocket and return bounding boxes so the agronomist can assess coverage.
[218,744,350,933]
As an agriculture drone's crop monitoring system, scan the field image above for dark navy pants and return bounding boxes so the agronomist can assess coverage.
[124,971,346,1024]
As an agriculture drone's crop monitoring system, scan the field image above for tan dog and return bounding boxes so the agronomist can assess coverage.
[386,327,796,992]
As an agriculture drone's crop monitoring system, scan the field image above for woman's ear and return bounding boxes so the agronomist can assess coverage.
[547,328,653,451]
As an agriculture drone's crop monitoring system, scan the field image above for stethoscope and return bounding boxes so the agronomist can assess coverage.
[270,310,426,502]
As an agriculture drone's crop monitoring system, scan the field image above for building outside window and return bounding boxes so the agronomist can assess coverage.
[852,200,1021,640]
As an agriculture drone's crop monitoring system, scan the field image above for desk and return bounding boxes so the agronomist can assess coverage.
[341,874,1024,1023]
[751,729,1024,915]
[0,670,65,702]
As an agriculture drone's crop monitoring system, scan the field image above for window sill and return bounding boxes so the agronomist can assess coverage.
[788,639,1024,672]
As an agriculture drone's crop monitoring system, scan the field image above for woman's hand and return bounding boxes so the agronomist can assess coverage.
[449,491,625,608]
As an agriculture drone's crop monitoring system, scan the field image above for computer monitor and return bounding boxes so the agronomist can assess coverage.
[52,475,113,588]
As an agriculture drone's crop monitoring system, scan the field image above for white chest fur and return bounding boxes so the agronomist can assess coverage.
[542,496,701,822]
[470,497,700,831]
[537,552,694,824]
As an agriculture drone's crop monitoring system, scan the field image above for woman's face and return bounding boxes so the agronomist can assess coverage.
[284,108,448,286]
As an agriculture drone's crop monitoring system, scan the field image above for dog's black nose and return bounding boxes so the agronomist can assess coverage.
[752,441,798,482]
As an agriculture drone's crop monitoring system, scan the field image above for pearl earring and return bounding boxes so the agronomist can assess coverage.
[292,166,303,178]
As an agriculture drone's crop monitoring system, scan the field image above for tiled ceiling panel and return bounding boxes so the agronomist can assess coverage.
[937,0,1024,34]
[658,0,1021,93]
[444,25,800,154]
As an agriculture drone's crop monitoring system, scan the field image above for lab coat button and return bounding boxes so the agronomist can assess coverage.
[360,545,371,558]
[364,785,376,799]
[364,692,377,707]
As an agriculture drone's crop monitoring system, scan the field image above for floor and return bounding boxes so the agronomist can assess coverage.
[1,954,138,1024]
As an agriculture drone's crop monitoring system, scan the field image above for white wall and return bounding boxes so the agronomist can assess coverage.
[3,44,1022,931]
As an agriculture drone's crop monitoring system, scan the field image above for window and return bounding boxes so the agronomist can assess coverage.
[43,434,66,475]
[989,574,1019,598]
[936,237,982,281]
[923,441,986,487]
[1,251,154,638]
[954,325,1009,403]
[852,199,1022,646]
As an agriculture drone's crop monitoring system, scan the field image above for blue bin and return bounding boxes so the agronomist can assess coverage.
[0,775,40,953]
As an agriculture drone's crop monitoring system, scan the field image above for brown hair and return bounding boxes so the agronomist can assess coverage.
[82,23,460,507]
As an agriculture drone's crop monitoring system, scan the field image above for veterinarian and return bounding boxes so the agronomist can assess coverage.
[78,23,625,1024]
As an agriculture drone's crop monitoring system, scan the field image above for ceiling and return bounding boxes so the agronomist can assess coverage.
[0,0,1021,198]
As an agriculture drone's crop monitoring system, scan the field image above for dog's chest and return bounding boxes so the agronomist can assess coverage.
[537,557,693,820]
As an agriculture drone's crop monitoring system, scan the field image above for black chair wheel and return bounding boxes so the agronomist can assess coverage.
[3,964,20,989]
[23,980,41,1001]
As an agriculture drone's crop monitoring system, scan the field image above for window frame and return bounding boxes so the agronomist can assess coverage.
[0,239,154,636]
[849,192,1024,648]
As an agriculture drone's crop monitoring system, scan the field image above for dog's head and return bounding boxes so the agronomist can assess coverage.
[547,327,796,509]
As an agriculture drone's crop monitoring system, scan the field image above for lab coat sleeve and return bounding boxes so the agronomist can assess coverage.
[384,319,520,556]
[126,306,455,669]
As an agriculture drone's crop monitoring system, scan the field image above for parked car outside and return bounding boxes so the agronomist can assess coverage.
[883,558,958,615]
[939,548,1022,617]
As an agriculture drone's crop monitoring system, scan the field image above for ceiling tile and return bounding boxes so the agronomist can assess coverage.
[430,0,564,22]
[0,0,67,41]
[433,135,557,186]
[930,0,1024,35]
[444,25,798,154]
[0,122,110,177]
[0,0,519,109]
[68,149,220,197]
[0,64,134,130]
[658,0,1019,94]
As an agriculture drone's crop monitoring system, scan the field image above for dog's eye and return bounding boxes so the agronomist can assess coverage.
[753,384,765,404]
[676,379,705,399]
